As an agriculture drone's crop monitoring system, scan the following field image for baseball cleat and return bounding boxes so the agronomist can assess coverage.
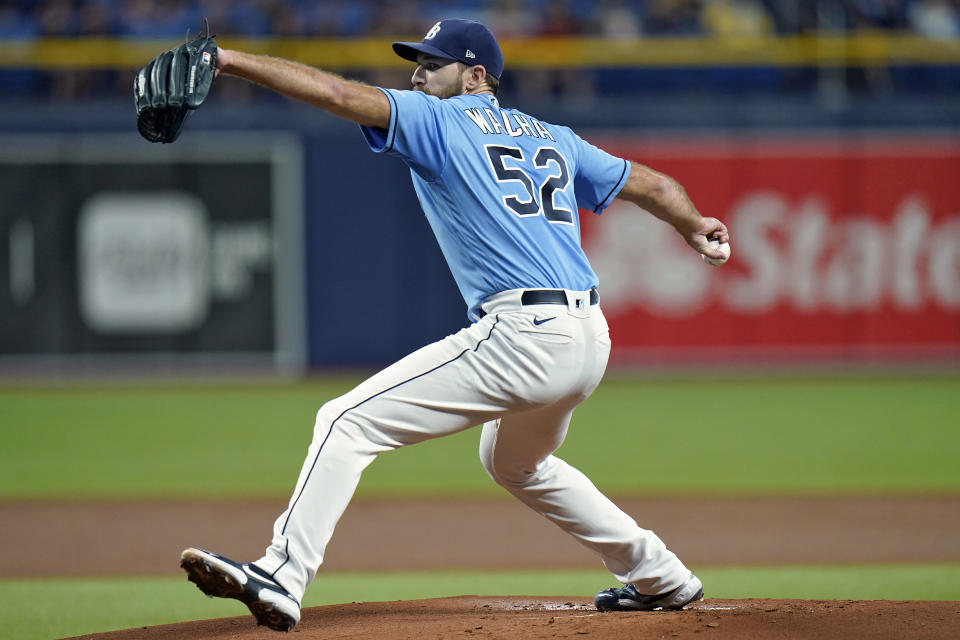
[594,573,703,612]
[180,547,301,632]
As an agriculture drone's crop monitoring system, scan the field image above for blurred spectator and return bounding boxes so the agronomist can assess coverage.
[367,0,423,35]
[775,0,822,33]
[0,2,39,97]
[1,0,959,103]
[37,0,76,35]
[486,0,539,38]
[645,0,704,34]
[846,0,909,30]
[118,0,199,38]
[1,1,955,41]
[77,1,117,35]
[908,0,960,39]
[221,0,274,36]
[594,0,643,38]
[538,0,585,35]
[338,1,378,36]
[701,0,774,35]
[514,0,597,105]
[35,0,95,99]
[0,3,38,38]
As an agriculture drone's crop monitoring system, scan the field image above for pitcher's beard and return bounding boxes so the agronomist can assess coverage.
[414,74,464,99]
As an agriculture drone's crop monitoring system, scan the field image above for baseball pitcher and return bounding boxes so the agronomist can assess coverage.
[155,18,729,631]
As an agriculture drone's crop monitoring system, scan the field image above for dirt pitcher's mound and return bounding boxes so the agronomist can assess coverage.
[67,596,959,640]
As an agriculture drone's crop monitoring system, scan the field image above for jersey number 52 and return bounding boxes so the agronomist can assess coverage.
[485,145,573,225]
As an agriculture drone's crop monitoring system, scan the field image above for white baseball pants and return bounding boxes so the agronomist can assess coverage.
[255,288,691,602]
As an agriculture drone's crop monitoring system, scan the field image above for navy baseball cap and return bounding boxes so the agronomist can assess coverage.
[393,19,504,79]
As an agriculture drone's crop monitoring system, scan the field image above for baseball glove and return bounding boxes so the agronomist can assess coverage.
[134,20,218,144]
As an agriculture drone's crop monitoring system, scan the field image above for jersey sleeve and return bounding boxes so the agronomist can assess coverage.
[570,134,631,214]
[359,88,448,180]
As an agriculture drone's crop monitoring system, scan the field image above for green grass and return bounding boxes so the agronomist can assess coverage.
[3,564,958,640]
[1,375,958,498]
[3,375,955,639]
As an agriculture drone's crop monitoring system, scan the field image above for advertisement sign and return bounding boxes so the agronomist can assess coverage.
[0,134,304,370]
[582,136,960,363]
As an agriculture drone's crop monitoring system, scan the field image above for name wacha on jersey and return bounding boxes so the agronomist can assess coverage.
[462,107,556,141]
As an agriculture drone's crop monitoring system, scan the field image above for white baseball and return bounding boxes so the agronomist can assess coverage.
[702,239,731,266]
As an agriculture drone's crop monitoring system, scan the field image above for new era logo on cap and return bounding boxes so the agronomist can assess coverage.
[392,18,504,79]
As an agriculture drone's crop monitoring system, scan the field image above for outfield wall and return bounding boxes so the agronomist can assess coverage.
[0,104,957,370]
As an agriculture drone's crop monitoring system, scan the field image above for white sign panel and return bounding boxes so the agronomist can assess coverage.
[78,192,211,333]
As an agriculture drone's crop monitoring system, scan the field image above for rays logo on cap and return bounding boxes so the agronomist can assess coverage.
[391,18,505,79]
[424,22,441,40]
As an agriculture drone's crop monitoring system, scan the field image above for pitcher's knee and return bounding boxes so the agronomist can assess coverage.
[314,399,369,444]
[479,449,539,489]
[314,399,345,434]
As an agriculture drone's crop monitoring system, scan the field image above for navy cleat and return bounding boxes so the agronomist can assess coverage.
[180,547,301,632]
[595,573,703,612]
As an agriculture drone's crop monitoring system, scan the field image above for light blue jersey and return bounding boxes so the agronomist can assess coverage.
[361,90,630,319]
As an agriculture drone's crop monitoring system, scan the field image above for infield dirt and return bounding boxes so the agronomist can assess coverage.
[4,495,958,639]
[67,597,960,640]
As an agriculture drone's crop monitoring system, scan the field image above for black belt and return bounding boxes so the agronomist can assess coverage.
[521,289,599,306]
[479,288,598,318]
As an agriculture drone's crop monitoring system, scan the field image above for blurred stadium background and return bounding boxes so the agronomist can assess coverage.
[2,0,959,374]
